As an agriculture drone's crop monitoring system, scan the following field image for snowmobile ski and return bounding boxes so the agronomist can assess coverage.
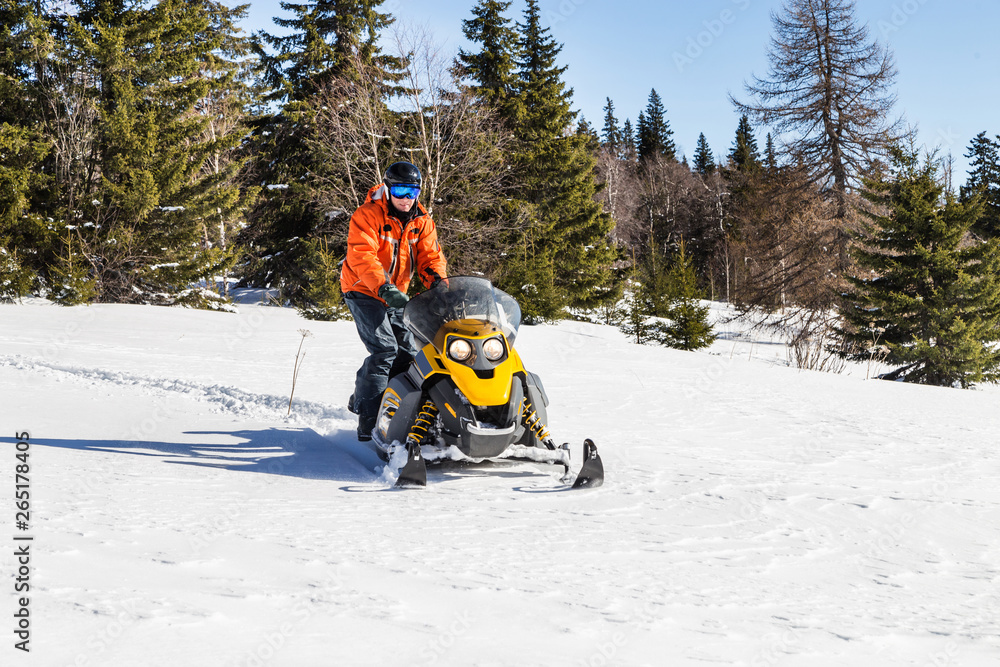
[394,440,427,488]
[571,439,604,489]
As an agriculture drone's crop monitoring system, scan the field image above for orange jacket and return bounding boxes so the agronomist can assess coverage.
[340,184,447,301]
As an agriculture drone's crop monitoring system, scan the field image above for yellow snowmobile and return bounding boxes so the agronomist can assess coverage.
[371,276,604,488]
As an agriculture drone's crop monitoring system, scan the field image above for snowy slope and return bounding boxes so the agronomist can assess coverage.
[1,299,999,667]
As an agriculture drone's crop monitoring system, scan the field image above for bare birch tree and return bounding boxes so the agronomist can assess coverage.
[307,53,396,225]
[390,24,518,275]
[306,27,517,276]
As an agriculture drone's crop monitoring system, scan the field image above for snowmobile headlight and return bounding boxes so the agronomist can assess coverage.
[448,338,474,362]
[482,336,505,361]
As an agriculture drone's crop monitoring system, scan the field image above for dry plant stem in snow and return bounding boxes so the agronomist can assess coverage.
[288,329,312,416]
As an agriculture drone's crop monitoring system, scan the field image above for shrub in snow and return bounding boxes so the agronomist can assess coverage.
[0,247,36,302]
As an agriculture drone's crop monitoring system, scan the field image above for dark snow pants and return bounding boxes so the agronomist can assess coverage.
[344,291,419,433]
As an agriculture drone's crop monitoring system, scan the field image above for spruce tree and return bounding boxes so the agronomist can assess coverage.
[0,0,44,127]
[621,117,636,160]
[35,0,258,305]
[506,0,617,314]
[729,114,761,173]
[636,89,675,163]
[657,238,715,351]
[625,240,715,350]
[637,239,674,317]
[765,132,778,172]
[620,274,654,345]
[0,124,49,300]
[601,97,622,152]
[457,0,521,122]
[577,116,598,144]
[0,2,51,298]
[960,131,1000,239]
[513,0,571,142]
[840,147,1000,387]
[297,237,351,320]
[693,133,716,176]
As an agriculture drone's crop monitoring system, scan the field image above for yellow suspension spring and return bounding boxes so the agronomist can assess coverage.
[520,397,551,443]
[406,400,439,446]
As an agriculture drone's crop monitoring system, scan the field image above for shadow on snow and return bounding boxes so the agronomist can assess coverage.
[0,428,381,484]
[1,431,566,490]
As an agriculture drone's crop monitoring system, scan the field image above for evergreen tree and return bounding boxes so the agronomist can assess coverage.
[0,0,45,127]
[513,0,571,142]
[620,275,654,345]
[657,238,715,351]
[0,124,49,300]
[576,116,598,145]
[0,1,51,298]
[257,0,400,101]
[840,147,1000,387]
[729,114,761,173]
[637,239,674,317]
[960,131,1000,239]
[481,0,617,316]
[297,237,351,320]
[621,117,636,160]
[457,0,521,122]
[693,133,716,176]
[636,88,675,163]
[765,132,778,172]
[601,97,622,152]
[36,0,258,304]
[624,240,715,350]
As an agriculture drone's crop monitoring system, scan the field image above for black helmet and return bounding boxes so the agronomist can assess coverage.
[384,161,421,187]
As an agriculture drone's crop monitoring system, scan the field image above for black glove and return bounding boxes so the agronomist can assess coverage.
[429,272,449,290]
[379,283,409,308]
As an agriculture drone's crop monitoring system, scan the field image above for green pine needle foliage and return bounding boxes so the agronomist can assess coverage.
[657,239,715,351]
[49,231,97,306]
[619,278,654,345]
[623,239,715,351]
[656,299,716,351]
[0,247,36,302]
[500,233,565,324]
[839,147,1000,388]
[298,238,351,322]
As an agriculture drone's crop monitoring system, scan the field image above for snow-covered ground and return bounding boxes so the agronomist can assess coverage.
[1,298,999,666]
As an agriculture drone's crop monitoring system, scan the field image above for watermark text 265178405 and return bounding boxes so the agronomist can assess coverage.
[13,431,33,653]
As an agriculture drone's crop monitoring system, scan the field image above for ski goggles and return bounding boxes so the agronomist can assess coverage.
[389,184,421,199]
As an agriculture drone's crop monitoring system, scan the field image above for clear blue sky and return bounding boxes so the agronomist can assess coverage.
[242,0,1000,182]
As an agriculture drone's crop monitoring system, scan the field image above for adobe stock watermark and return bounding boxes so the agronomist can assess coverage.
[749,626,802,667]
[70,599,143,666]
[224,570,345,667]
[878,0,933,39]
[544,0,589,27]
[674,0,753,73]
[575,583,670,667]
[418,610,474,665]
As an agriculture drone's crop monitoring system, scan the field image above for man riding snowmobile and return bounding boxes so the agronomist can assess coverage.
[340,161,448,442]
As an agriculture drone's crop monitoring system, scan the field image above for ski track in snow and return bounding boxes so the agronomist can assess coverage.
[0,353,350,426]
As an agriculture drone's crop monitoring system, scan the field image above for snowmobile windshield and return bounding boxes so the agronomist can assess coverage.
[404,277,522,349]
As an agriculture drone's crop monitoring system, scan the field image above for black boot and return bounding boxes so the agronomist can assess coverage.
[357,414,375,442]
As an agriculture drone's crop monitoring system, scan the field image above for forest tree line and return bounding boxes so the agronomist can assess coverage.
[3,0,1000,386]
